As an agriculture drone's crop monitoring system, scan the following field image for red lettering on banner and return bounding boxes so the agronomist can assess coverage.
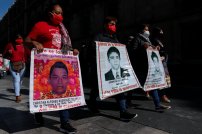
[38,108,47,112]
[113,43,125,47]
[122,84,138,91]
[48,50,54,53]
[63,103,81,109]
[98,42,108,46]
[146,83,166,89]
[108,43,114,46]
[111,89,119,93]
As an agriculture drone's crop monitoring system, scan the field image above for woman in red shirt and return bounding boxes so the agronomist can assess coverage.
[3,34,26,103]
[25,3,78,133]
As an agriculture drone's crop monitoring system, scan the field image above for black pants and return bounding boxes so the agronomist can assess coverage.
[88,71,126,112]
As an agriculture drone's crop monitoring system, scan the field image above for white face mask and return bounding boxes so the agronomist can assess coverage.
[143,31,150,38]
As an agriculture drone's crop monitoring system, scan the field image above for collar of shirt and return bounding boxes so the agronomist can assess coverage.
[112,68,121,79]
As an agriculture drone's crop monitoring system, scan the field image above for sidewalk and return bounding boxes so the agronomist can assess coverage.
[0,76,202,134]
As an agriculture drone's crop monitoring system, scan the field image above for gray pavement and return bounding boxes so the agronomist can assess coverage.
[0,75,202,134]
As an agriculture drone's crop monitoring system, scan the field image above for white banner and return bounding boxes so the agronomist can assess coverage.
[143,48,167,91]
[29,48,86,113]
[3,58,10,71]
[96,42,141,100]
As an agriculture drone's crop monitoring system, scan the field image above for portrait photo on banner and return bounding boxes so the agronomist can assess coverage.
[33,54,81,100]
[96,42,141,100]
[144,49,167,91]
[29,49,86,113]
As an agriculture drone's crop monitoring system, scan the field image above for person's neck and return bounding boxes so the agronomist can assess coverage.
[105,30,115,37]
[112,67,120,71]
[48,20,60,27]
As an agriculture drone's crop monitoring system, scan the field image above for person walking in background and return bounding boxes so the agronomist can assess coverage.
[25,3,78,133]
[127,24,171,111]
[150,26,171,103]
[3,34,26,103]
[88,16,138,121]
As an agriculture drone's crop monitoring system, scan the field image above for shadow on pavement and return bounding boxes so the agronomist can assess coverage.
[6,88,29,96]
[0,107,69,133]
[0,107,36,133]
[0,93,15,102]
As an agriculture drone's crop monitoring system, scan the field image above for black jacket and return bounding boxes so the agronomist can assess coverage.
[89,33,119,71]
[150,38,168,62]
[88,33,120,87]
[127,33,151,85]
[105,68,130,81]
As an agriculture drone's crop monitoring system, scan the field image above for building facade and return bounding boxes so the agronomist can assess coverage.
[0,0,202,65]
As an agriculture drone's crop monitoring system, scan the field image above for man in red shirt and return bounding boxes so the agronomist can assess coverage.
[25,3,78,134]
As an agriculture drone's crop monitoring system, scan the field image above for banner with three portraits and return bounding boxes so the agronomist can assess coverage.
[29,48,86,113]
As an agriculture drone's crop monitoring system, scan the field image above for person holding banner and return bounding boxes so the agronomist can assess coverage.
[3,34,26,103]
[150,26,171,103]
[25,3,78,133]
[127,24,171,111]
[88,16,138,121]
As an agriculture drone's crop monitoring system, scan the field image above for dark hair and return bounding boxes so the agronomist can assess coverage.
[151,51,158,62]
[11,33,22,41]
[137,24,149,33]
[107,47,120,59]
[151,26,163,37]
[47,2,61,12]
[11,33,23,50]
[45,2,62,20]
[49,61,68,77]
[104,16,117,25]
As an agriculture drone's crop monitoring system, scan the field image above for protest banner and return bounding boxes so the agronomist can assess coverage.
[162,61,171,88]
[143,49,167,91]
[29,48,86,113]
[96,42,141,100]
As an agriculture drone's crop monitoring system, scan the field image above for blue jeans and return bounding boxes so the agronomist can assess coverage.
[35,109,69,124]
[115,93,127,112]
[9,63,25,96]
[59,109,70,124]
[89,88,127,112]
[150,89,160,107]
[89,67,127,112]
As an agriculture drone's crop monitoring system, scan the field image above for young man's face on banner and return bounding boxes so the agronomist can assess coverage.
[152,57,160,71]
[49,68,68,95]
[108,52,120,70]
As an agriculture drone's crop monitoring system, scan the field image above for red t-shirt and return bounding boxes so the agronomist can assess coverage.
[28,21,62,49]
[3,43,25,62]
[0,55,3,67]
